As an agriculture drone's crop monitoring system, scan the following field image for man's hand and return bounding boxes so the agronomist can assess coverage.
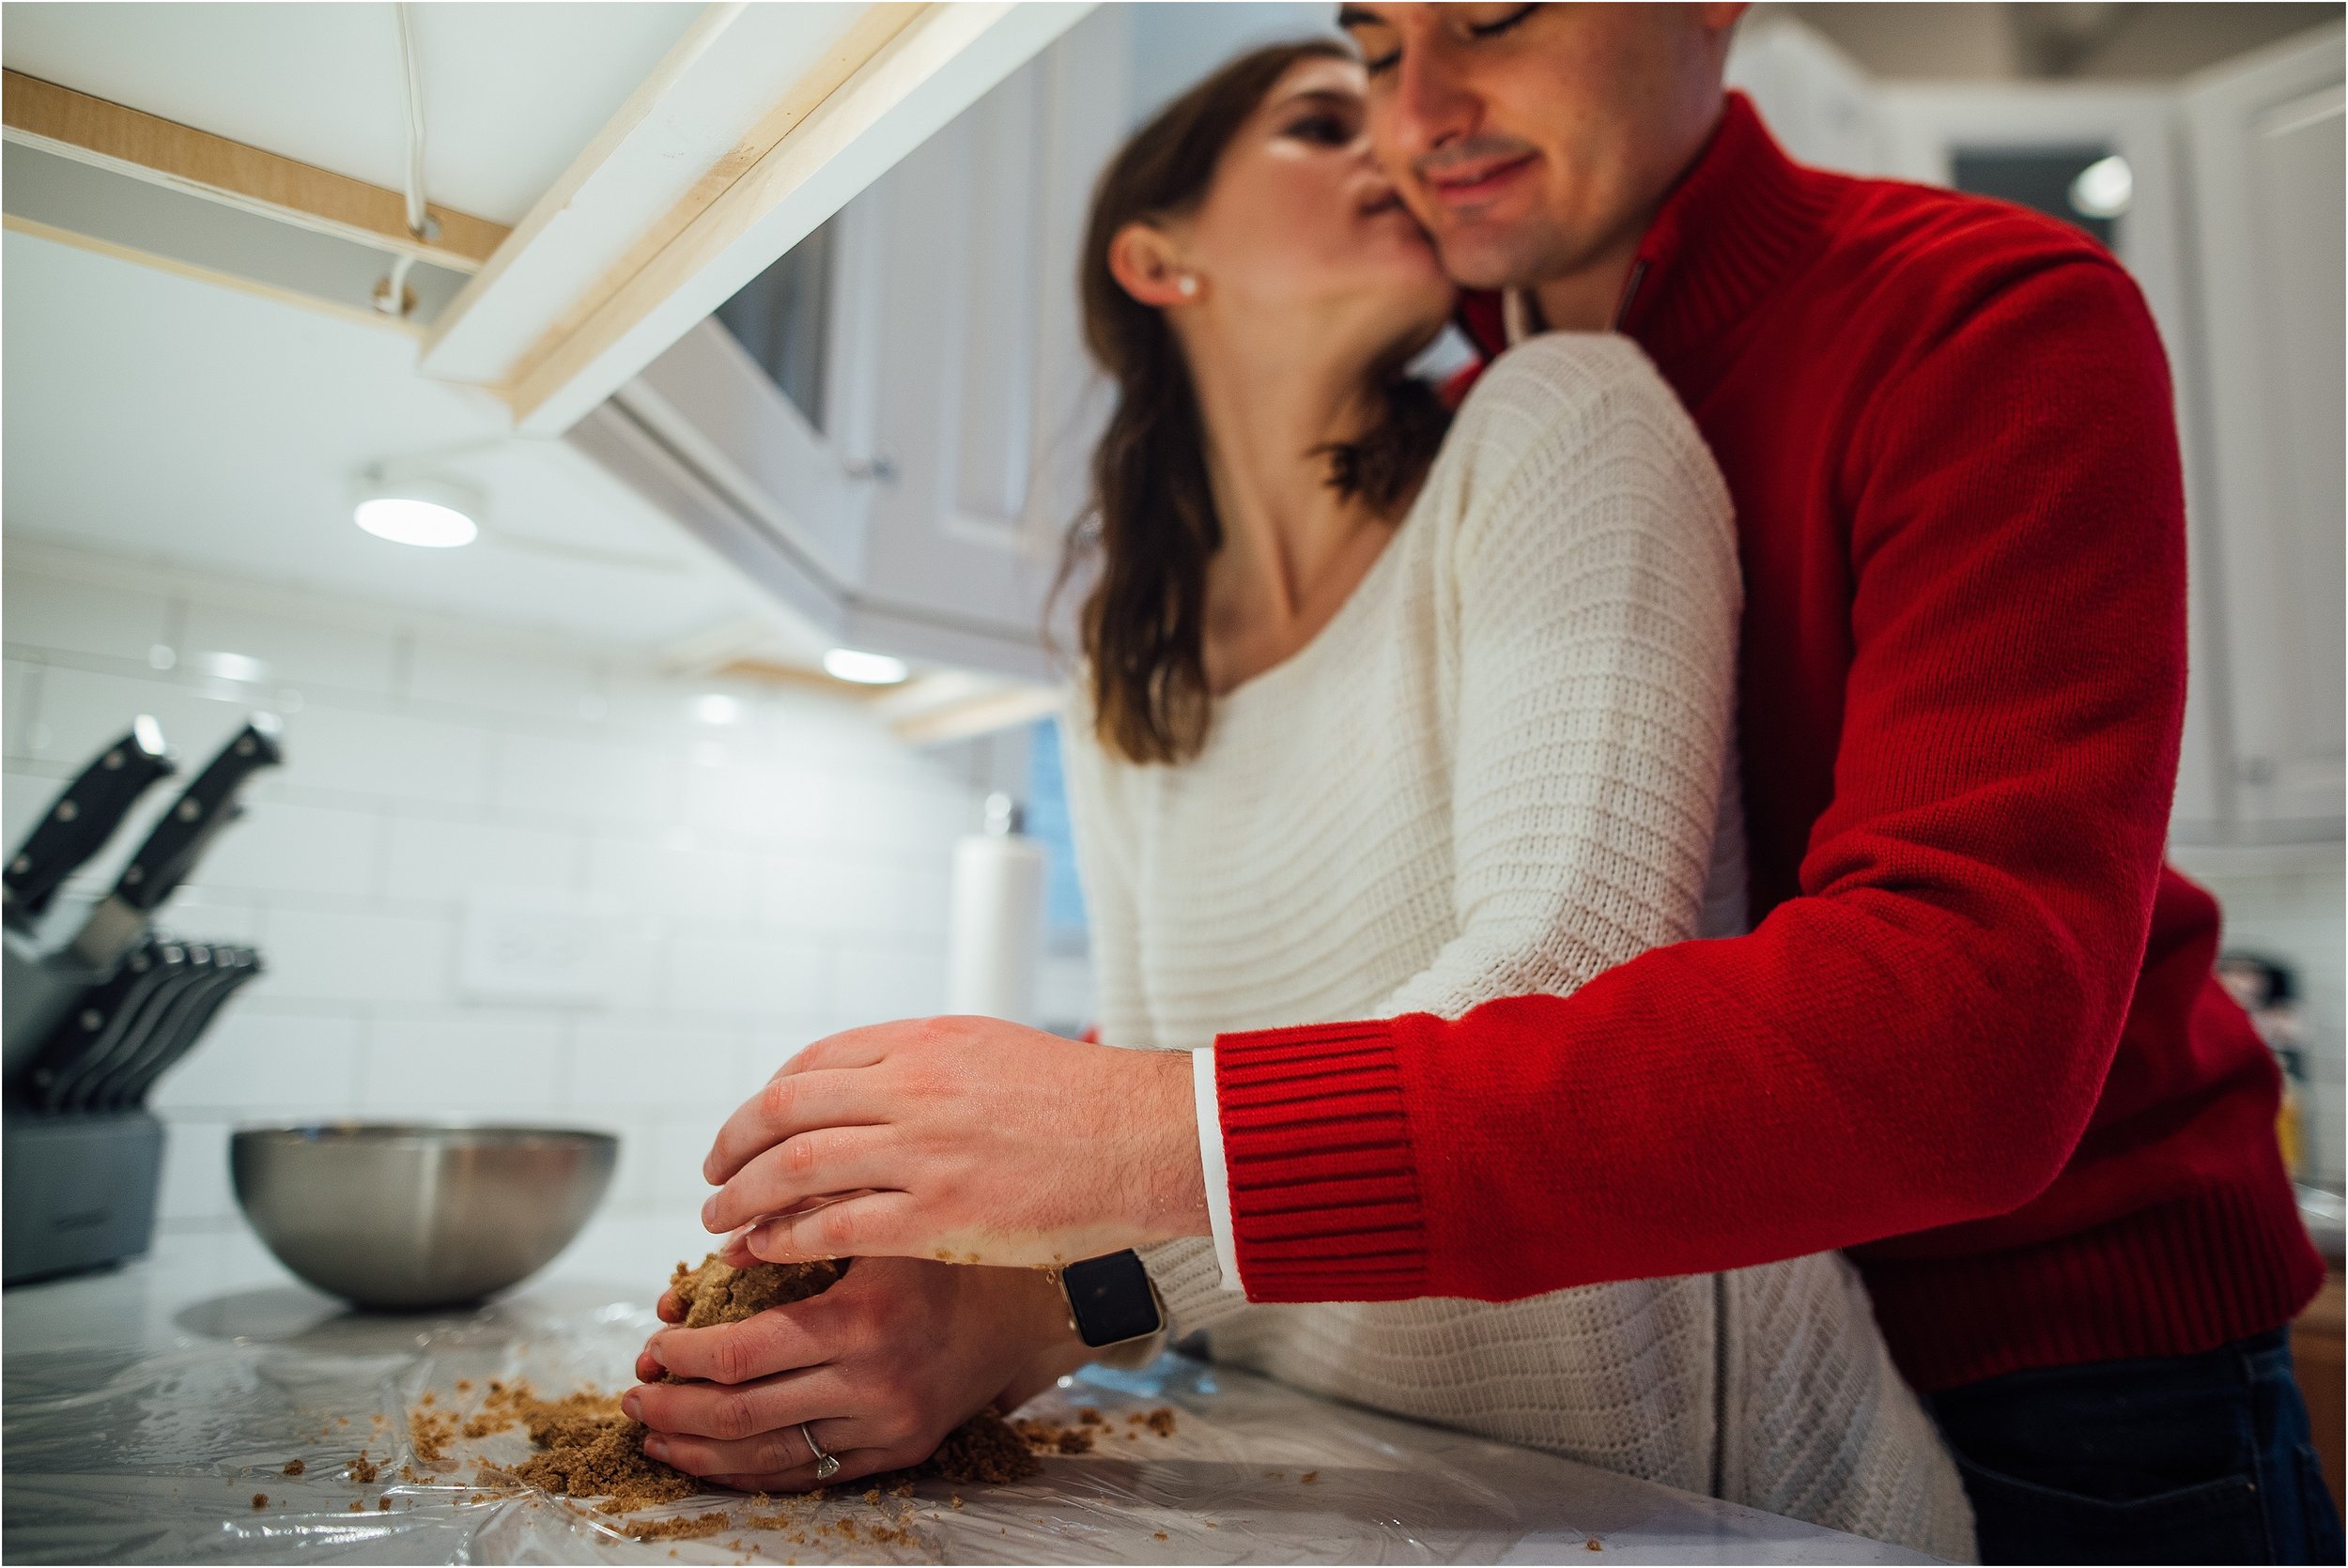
[699,1018,1209,1268]
[626,1257,1087,1491]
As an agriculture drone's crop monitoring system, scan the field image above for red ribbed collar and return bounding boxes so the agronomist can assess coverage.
[1616,92,1845,376]
[1452,94,1845,384]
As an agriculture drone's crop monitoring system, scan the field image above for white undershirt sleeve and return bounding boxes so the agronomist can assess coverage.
[1191,1047,1244,1291]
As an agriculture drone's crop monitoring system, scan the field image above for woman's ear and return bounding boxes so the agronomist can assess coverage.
[1107,222,1198,309]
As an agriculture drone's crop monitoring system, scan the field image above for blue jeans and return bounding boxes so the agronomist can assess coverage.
[1926,1329,2343,1564]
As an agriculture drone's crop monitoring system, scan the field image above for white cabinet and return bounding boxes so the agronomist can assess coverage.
[570,8,1133,681]
[2175,25,2345,844]
[845,12,1126,672]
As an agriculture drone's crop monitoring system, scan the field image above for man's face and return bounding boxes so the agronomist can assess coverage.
[1339,4,1738,293]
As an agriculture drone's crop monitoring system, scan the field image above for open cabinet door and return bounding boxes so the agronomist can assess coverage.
[2179,24,2345,844]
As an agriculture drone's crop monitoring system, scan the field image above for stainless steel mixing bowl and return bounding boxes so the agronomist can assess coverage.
[230,1124,618,1311]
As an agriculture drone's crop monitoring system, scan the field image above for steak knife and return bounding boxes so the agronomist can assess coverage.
[69,717,282,971]
[2,717,173,933]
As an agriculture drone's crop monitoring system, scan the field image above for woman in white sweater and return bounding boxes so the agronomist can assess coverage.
[671,38,1968,1556]
[1048,40,1970,1559]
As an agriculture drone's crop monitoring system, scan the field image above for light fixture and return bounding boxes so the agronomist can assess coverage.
[823,648,909,685]
[2069,154,2133,221]
[351,470,482,548]
[692,693,743,726]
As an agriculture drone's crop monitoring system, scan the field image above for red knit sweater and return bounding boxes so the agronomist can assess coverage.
[1210,95,2323,1394]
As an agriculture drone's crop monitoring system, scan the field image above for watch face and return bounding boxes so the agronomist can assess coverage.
[1062,1250,1161,1347]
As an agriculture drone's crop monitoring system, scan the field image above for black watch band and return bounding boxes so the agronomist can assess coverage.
[1060,1250,1164,1348]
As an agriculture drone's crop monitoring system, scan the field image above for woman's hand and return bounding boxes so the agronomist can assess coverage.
[626,1258,1087,1491]
[700,1017,1208,1268]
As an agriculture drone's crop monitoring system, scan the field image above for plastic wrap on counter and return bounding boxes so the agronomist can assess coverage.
[2,1288,1937,1565]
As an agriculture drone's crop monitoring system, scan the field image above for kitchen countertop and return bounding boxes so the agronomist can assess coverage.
[3,1216,1940,1565]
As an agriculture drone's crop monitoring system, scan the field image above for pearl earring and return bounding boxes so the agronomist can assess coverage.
[1176,274,1199,299]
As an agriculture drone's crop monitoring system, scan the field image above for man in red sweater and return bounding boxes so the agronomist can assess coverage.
[643,7,2334,1560]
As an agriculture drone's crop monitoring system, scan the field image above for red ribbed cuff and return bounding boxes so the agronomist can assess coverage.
[1213,1020,1429,1302]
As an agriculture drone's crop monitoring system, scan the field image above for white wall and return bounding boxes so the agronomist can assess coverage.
[4,543,989,1237]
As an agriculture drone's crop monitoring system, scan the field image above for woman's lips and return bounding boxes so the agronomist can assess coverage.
[1426,150,1538,211]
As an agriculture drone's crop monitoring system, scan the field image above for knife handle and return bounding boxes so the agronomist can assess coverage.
[3,719,174,928]
[113,717,283,914]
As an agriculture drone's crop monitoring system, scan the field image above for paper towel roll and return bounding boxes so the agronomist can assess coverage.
[946,831,1046,1022]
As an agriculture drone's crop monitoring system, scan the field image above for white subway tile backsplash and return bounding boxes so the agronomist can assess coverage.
[361,1015,567,1117]
[406,638,602,720]
[149,1009,363,1115]
[381,814,579,901]
[587,831,752,923]
[664,930,827,1020]
[2,767,59,857]
[742,1023,830,1084]
[156,1118,236,1224]
[680,759,802,843]
[149,889,266,945]
[25,665,256,772]
[5,658,41,757]
[184,799,382,899]
[832,937,948,1025]
[745,766,841,850]
[763,852,944,937]
[591,1117,655,1212]
[280,704,494,809]
[260,907,454,1006]
[570,1022,750,1115]
[495,732,679,824]
[2,570,171,667]
[647,1118,728,1208]
[179,602,400,698]
[596,925,672,1014]
[6,558,1018,1237]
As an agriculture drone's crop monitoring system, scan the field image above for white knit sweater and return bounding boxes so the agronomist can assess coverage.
[1061,334,1974,1560]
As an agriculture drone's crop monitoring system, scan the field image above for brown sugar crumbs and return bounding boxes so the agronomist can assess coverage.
[346,1451,379,1483]
[625,1510,733,1543]
[672,1254,1041,1487]
[250,1493,267,1510]
[425,1253,1045,1517]
[669,1253,845,1330]
[1012,1417,1094,1455]
[928,1409,1041,1483]
[498,1383,702,1513]
[280,1458,304,1477]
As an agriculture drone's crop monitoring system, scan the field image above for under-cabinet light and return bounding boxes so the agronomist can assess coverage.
[823,649,909,685]
[352,472,482,548]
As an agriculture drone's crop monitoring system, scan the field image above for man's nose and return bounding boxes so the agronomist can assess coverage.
[1384,39,1479,162]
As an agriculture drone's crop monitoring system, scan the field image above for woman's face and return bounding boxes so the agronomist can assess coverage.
[1174,56,1454,355]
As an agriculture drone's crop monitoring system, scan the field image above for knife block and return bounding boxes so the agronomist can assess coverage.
[1,1104,164,1286]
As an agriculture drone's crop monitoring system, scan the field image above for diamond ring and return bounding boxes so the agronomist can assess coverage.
[800,1422,841,1481]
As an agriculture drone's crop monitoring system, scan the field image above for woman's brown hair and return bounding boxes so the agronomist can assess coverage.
[1062,39,1451,765]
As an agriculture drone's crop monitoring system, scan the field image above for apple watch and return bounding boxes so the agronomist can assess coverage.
[1059,1249,1165,1348]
